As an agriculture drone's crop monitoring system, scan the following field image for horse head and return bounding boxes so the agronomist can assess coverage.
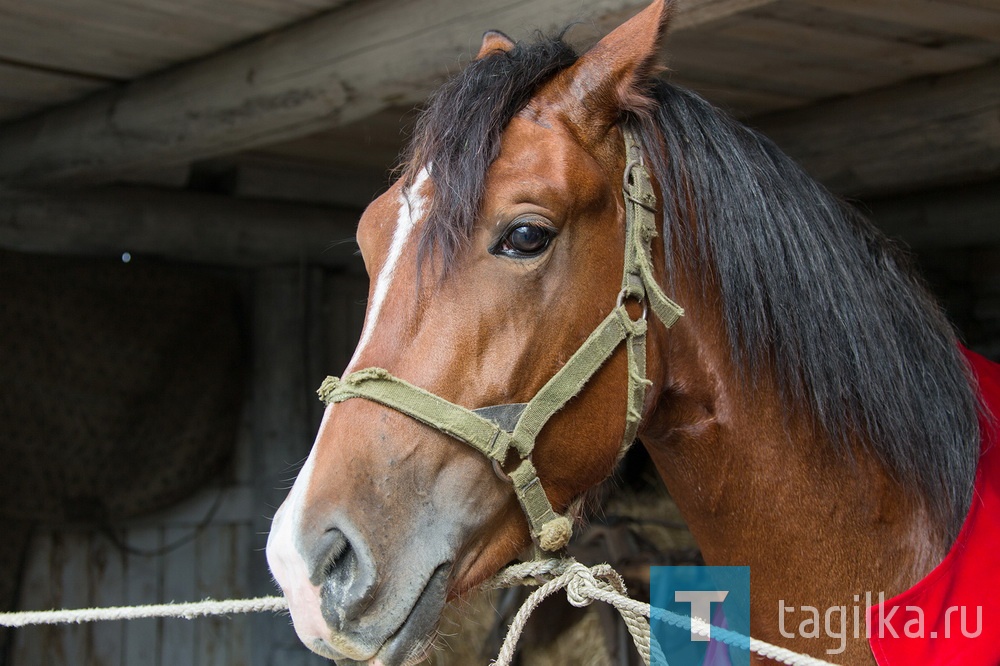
[267,1,681,662]
[267,0,981,662]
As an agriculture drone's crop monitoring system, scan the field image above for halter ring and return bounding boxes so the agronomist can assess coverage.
[616,288,648,322]
[623,160,643,191]
[492,458,512,482]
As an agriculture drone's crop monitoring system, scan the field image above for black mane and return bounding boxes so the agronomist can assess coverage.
[405,35,978,540]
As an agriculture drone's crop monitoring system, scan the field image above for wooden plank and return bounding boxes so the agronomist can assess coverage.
[667,31,892,97]
[87,534,125,666]
[159,527,196,666]
[797,0,1000,43]
[249,269,316,531]
[0,185,364,269]
[123,486,253,529]
[11,529,55,665]
[0,0,354,80]
[0,523,31,666]
[234,267,333,666]
[305,268,330,427]
[267,644,325,666]
[937,0,1000,12]
[789,108,1000,195]
[234,383,258,490]
[672,0,778,29]
[665,58,820,102]
[757,61,1000,152]
[230,523,254,666]
[0,0,776,185]
[716,16,985,76]
[0,61,111,107]
[123,528,163,666]
[666,72,810,115]
[231,156,390,209]
[752,62,1000,196]
[573,0,777,44]
[56,530,90,665]
[755,0,1000,61]
[248,268,318,666]
[195,526,233,666]
[322,271,371,377]
[682,85,803,116]
[256,106,417,170]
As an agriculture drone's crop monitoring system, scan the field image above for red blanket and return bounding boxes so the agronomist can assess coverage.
[868,348,1000,665]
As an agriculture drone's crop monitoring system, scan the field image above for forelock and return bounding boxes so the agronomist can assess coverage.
[402,34,578,272]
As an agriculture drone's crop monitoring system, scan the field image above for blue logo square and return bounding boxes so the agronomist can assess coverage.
[650,566,751,666]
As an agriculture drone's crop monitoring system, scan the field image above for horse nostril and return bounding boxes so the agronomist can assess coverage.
[304,527,347,585]
[307,524,376,630]
[319,529,350,580]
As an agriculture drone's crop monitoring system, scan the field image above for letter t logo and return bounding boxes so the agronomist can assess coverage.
[674,590,729,641]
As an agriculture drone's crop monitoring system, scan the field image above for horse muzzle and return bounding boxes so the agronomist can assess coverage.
[268,492,455,666]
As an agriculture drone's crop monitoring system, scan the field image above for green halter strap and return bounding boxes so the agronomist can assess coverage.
[317,128,683,552]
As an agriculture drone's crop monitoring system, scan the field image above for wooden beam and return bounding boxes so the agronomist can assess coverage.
[795,0,1000,44]
[863,179,1000,250]
[0,0,767,186]
[752,62,1000,198]
[227,155,391,209]
[0,186,363,268]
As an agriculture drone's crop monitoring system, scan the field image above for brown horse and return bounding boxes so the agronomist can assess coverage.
[266,1,982,663]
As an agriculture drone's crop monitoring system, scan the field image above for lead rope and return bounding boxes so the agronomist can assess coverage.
[0,558,839,666]
[484,558,841,666]
[486,559,657,665]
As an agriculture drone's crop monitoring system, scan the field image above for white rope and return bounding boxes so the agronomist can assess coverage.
[0,597,287,628]
[483,558,841,666]
[0,558,839,666]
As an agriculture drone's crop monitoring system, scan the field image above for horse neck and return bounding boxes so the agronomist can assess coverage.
[638,280,948,659]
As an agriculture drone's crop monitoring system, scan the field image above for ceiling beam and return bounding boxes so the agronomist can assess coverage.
[753,62,1000,198]
[0,0,764,186]
[2,175,994,270]
[216,154,391,209]
[0,186,363,268]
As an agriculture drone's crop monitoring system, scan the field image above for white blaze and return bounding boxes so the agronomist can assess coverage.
[347,167,430,372]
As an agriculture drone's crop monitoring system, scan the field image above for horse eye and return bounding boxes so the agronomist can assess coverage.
[497,223,553,257]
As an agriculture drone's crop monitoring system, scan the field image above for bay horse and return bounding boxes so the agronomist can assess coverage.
[267,1,996,663]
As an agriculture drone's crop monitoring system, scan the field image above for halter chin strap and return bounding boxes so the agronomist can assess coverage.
[317,128,683,553]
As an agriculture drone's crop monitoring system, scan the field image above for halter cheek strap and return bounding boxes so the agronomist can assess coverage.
[317,128,683,552]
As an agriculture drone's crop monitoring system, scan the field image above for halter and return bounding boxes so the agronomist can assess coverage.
[317,128,683,552]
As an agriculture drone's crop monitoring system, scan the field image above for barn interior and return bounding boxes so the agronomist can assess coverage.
[1,0,999,664]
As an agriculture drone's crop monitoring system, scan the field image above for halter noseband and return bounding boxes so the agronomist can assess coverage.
[317,128,683,553]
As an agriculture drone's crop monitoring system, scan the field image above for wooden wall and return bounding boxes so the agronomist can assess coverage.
[11,266,369,666]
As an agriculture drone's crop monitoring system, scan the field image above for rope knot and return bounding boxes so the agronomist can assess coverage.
[564,563,599,608]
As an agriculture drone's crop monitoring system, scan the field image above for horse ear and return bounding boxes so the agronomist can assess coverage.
[477,30,515,59]
[561,0,673,136]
